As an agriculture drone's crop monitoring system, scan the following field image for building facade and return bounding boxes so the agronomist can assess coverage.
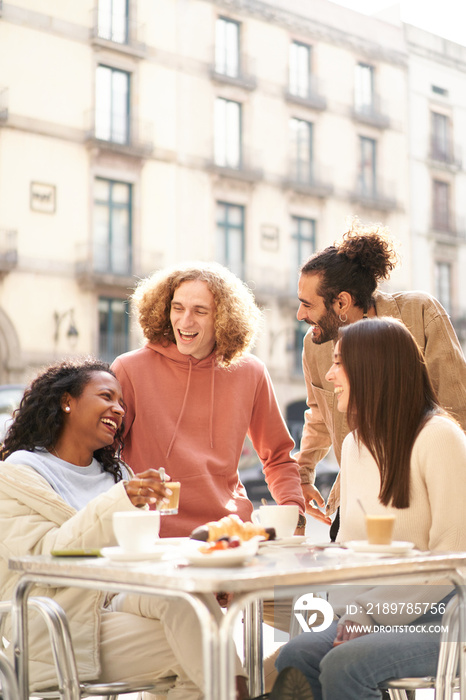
[0,0,462,433]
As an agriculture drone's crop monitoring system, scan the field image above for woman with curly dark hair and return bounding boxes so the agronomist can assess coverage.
[0,358,127,483]
[0,358,249,699]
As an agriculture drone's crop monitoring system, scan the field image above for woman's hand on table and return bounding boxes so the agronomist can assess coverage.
[125,468,172,508]
[302,483,332,525]
[333,619,369,646]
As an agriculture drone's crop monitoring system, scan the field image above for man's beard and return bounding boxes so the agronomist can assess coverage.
[308,307,342,345]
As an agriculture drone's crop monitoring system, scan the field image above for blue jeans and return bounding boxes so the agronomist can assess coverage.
[276,615,446,700]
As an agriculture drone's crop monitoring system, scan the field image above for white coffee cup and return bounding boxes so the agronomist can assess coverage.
[113,511,160,553]
[251,505,299,539]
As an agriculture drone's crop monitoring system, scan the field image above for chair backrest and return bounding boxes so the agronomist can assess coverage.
[383,595,459,700]
[0,650,20,700]
[0,596,176,700]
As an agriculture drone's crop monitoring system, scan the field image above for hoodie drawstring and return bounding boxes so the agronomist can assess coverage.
[209,358,215,449]
[165,357,215,458]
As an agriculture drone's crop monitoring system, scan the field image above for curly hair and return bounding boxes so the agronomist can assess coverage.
[0,358,125,482]
[132,262,263,367]
[301,218,400,312]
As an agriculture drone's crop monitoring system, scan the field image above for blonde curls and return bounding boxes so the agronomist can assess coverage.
[132,262,263,367]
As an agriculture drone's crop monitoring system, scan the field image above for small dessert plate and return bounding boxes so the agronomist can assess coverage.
[260,536,308,547]
[182,541,259,567]
[100,545,175,562]
[345,541,416,555]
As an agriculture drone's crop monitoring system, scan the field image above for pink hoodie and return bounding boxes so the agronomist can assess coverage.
[112,342,305,537]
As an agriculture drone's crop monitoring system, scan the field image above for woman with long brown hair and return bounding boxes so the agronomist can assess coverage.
[277,317,466,700]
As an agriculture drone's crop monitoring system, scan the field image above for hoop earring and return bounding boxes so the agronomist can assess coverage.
[338,313,348,323]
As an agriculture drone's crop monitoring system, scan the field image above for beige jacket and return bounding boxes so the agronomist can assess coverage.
[297,290,466,514]
[0,462,136,690]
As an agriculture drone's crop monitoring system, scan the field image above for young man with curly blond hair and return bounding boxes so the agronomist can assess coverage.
[112,261,306,539]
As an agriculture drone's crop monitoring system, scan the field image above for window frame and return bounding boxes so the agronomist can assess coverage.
[434,261,452,314]
[97,0,129,44]
[432,179,450,231]
[359,135,377,196]
[93,177,133,275]
[214,97,242,169]
[98,296,130,364]
[95,64,131,145]
[355,62,375,112]
[216,201,245,279]
[215,16,240,78]
[289,40,311,99]
[290,117,313,183]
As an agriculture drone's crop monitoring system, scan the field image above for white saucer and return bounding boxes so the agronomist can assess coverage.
[100,546,175,562]
[346,541,416,554]
[182,541,259,568]
[260,535,308,547]
[155,537,190,546]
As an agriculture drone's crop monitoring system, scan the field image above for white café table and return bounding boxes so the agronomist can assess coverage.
[9,545,466,700]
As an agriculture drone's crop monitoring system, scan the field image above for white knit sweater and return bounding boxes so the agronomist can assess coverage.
[333,415,466,627]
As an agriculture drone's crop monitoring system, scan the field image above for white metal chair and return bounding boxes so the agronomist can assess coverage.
[0,597,177,700]
[381,595,459,700]
[0,649,20,700]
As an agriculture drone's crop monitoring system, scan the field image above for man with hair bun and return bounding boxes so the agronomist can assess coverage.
[112,261,306,539]
[296,218,466,537]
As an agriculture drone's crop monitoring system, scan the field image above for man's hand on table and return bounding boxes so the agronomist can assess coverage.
[302,483,332,525]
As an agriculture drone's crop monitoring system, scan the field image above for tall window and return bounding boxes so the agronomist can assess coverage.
[95,65,130,144]
[434,262,452,314]
[289,41,311,98]
[216,202,245,278]
[359,136,376,196]
[433,180,450,231]
[290,118,313,183]
[431,112,449,161]
[98,298,129,363]
[214,98,241,169]
[215,17,240,77]
[355,63,374,113]
[97,0,128,44]
[94,178,132,275]
[291,217,315,281]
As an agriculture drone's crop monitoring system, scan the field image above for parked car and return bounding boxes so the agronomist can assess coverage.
[0,384,24,441]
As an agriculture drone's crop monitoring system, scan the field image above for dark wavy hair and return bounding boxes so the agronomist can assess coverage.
[339,318,443,508]
[0,358,125,482]
[301,218,400,312]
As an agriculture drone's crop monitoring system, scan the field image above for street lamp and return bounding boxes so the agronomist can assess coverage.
[54,309,79,345]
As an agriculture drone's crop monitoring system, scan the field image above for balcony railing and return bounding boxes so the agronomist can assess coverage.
[75,241,164,288]
[285,75,327,111]
[207,148,263,182]
[430,217,466,243]
[90,6,146,56]
[209,51,257,91]
[352,95,390,129]
[0,229,18,274]
[85,110,153,157]
[429,140,462,169]
[349,179,398,211]
[0,87,8,122]
[282,160,334,198]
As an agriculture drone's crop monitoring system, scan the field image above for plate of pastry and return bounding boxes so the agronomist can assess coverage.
[182,539,260,567]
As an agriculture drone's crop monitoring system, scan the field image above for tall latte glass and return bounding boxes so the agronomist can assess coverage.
[160,482,181,515]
